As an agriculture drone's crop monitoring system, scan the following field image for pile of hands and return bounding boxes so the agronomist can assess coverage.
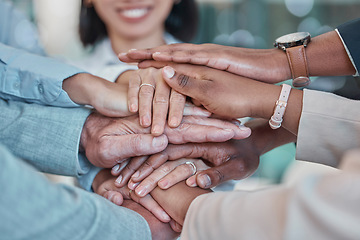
[77,43,294,239]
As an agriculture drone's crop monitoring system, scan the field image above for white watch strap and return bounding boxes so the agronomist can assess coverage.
[269,84,292,129]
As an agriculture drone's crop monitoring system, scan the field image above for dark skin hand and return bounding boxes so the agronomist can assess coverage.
[119,31,355,82]
[114,119,296,198]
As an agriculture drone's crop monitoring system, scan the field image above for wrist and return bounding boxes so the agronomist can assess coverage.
[251,83,282,120]
[272,48,292,80]
[63,73,93,105]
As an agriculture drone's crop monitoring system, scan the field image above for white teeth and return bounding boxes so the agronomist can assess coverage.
[122,8,148,18]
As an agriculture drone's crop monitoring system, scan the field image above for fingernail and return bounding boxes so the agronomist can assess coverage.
[129,103,137,112]
[238,124,250,131]
[162,211,171,221]
[152,125,162,135]
[169,117,179,127]
[153,52,161,55]
[186,177,197,187]
[128,181,140,190]
[113,195,122,205]
[128,48,137,52]
[118,53,126,58]
[115,175,122,185]
[135,185,147,196]
[152,135,167,148]
[112,164,120,174]
[198,174,211,188]
[141,115,151,127]
[132,171,140,179]
[163,66,175,79]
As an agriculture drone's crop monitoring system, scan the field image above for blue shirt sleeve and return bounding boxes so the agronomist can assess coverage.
[0,0,86,107]
[0,43,85,107]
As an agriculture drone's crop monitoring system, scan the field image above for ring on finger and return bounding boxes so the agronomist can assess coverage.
[185,161,197,175]
[139,83,155,90]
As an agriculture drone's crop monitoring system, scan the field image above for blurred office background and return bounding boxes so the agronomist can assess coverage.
[9,0,360,187]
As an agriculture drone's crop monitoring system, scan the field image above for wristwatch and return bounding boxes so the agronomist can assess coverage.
[274,32,311,88]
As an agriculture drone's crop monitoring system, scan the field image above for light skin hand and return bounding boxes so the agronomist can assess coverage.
[92,169,172,224]
[116,68,210,136]
[81,113,251,169]
[111,116,252,187]
[127,158,209,197]
[138,62,303,135]
[62,73,132,117]
[127,119,296,194]
[119,31,356,82]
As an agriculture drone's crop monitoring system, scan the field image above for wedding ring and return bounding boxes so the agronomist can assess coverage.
[185,161,197,175]
[139,83,155,90]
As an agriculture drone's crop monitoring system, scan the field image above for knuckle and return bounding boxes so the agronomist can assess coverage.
[159,163,172,174]
[177,74,190,88]
[170,92,185,103]
[213,169,225,183]
[128,135,145,153]
[143,160,156,171]
[153,96,169,105]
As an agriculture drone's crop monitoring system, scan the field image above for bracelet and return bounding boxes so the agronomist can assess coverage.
[269,84,292,129]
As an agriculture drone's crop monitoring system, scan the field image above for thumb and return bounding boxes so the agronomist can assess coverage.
[162,66,204,103]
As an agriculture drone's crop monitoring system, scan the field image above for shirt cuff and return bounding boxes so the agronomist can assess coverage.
[76,154,103,191]
[335,28,359,77]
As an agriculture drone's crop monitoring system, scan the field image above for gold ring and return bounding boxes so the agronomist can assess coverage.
[185,161,197,175]
[129,189,133,194]
[139,83,155,90]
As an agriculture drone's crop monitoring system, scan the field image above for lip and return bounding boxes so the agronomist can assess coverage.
[116,7,152,23]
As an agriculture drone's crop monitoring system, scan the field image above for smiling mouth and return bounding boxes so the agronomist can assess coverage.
[120,8,150,19]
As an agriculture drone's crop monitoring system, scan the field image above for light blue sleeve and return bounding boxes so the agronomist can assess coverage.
[0,0,86,107]
[0,43,85,107]
[0,99,91,177]
[0,144,151,240]
[0,0,45,55]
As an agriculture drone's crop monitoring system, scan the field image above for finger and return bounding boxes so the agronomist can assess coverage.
[185,175,198,187]
[161,65,210,103]
[166,115,251,143]
[99,134,168,168]
[139,83,155,127]
[167,89,186,128]
[119,45,182,63]
[195,159,251,189]
[134,160,182,197]
[111,159,129,176]
[118,49,154,63]
[183,103,211,117]
[114,156,148,187]
[130,151,170,183]
[169,219,183,233]
[103,190,124,206]
[130,192,171,223]
[158,160,209,190]
[151,73,171,136]
[127,74,141,113]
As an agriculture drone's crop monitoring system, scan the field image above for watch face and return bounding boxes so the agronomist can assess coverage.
[276,32,310,43]
[274,32,311,49]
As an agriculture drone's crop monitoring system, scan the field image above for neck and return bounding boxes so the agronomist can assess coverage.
[108,27,166,54]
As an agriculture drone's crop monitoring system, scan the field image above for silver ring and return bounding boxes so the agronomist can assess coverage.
[185,161,197,175]
[139,83,155,90]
